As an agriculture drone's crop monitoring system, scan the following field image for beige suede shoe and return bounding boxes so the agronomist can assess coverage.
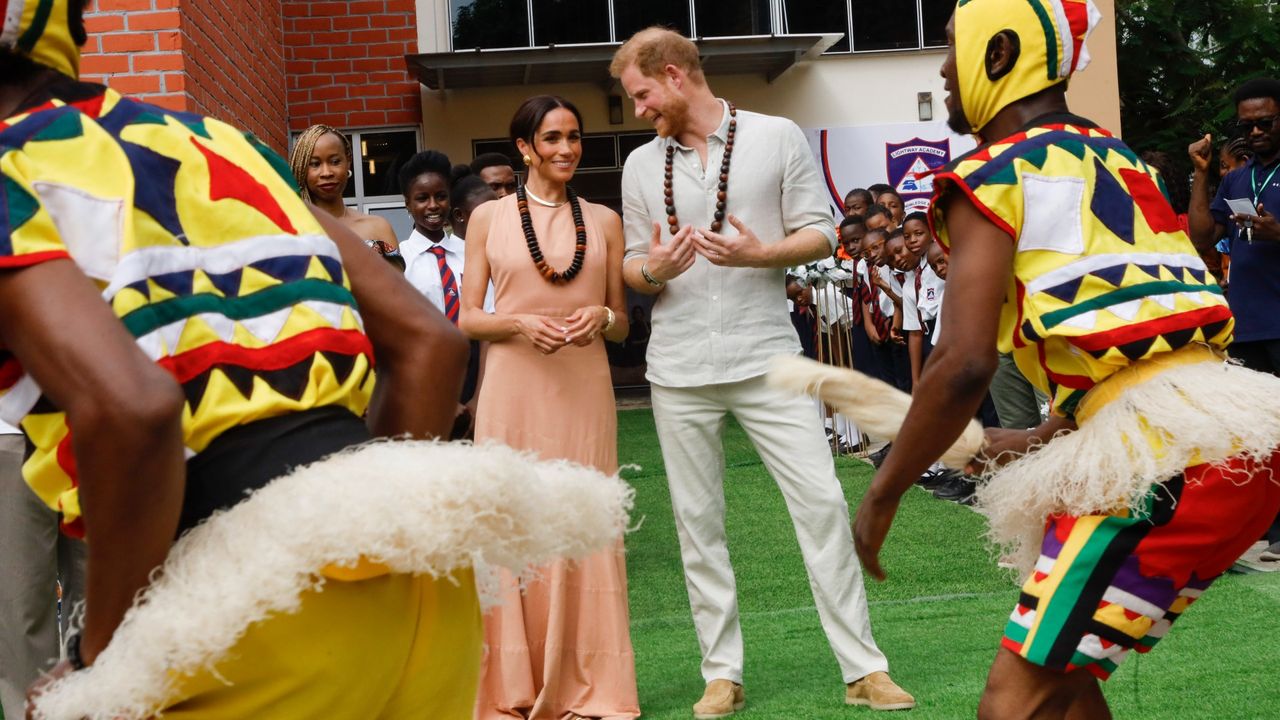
[845,671,916,711]
[692,679,745,719]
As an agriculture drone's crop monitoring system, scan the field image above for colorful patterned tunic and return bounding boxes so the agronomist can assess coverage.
[0,84,374,535]
[930,116,1234,419]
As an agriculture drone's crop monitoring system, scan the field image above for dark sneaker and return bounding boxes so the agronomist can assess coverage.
[869,442,893,468]
[916,469,947,489]
[932,474,976,504]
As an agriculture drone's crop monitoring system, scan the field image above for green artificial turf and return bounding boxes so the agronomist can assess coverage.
[618,409,1280,719]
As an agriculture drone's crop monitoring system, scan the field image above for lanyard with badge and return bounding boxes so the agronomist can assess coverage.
[1245,162,1280,243]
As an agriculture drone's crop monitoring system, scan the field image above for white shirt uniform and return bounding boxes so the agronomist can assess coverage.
[399,229,495,314]
[902,258,945,333]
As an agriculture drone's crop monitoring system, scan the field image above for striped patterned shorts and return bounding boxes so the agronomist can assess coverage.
[1002,451,1280,679]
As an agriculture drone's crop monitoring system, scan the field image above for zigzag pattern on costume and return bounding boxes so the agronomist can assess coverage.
[0,87,374,535]
[932,122,1234,419]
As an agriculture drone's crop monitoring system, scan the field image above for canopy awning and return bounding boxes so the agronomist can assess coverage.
[405,34,841,91]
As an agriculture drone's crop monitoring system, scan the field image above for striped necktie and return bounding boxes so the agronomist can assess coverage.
[427,244,460,325]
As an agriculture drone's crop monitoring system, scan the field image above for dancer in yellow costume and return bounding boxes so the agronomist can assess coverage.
[2,1,481,716]
[850,2,1280,718]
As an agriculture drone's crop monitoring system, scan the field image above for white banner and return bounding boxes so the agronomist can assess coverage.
[805,121,978,216]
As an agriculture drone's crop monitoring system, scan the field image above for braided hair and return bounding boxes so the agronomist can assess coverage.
[288,124,351,205]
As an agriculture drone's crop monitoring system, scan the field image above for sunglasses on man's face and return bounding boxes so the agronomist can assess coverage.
[1237,116,1277,134]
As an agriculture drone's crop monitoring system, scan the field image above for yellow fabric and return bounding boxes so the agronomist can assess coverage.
[320,556,393,581]
[933,121,1233,419]
[954,0,1101,133]
[1074,344,1222,424]
[2,0,81,77]
[158,571,482,719]
[0,87,374,532]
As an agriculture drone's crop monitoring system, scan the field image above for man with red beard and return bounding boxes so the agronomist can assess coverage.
[609,27,914,717]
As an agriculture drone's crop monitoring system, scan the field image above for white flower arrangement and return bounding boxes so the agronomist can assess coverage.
[790,255,855,288]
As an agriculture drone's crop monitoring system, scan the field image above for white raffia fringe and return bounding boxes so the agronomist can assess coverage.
[979,359,1280,578]
[31,439,634,720]
[767,355,984,469]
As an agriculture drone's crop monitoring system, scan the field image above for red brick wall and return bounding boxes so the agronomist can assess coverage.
[181,0,287,151]
[81,0,186,111]
[78,2,421,152]
[281,0,421,133]
[81,0,289,152]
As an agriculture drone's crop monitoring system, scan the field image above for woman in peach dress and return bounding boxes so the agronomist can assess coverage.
[460,96,638,719]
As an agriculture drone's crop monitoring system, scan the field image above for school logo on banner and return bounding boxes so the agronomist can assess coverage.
[885,138,952,214]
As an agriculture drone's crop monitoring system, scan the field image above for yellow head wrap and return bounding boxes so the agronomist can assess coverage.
[2,0,81,78]
[954,0,1101,133]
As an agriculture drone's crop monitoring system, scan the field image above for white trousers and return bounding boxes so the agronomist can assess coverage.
[650,376,888,685]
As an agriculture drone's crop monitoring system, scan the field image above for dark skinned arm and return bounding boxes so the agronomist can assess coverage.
[852,192,1013,580]
[310,208,468,439]
[1187,136,1227,254]
[0,260,186,666]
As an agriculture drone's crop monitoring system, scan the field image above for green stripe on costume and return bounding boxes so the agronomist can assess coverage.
[16,0,55,53]
[1004,619,1029,645]
[1021,516,1131,666]
[1070,650,1119,675]
[1040,281,1224,329]
[1024,0,1060,81]
[121,278,357,338]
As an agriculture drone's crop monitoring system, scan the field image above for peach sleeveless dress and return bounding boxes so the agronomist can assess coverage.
[474,192,639,719]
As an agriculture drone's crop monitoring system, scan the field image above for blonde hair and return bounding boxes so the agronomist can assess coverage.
[288,124,351,204]
[609,26,704,83]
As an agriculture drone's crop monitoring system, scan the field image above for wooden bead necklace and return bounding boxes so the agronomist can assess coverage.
[664,102,737,235]
[517,184,587,284]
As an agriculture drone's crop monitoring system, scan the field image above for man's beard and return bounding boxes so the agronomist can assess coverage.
[946,106,973,136]
[656,96,691,138]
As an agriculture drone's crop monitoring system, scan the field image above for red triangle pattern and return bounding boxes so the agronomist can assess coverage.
[190,137,297,235]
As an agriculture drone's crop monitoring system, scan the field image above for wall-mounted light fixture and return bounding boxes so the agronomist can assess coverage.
[608,95,624,125]
[918,92,933,122]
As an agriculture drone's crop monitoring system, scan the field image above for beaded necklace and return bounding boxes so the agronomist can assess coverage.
[517,184,586,284]
[664,102,737,235]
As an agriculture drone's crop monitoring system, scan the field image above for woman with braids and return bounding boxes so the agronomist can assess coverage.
[461,95,637,720]
[289,124,403,268]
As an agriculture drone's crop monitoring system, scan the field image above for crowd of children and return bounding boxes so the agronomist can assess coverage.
[790,185,983,502]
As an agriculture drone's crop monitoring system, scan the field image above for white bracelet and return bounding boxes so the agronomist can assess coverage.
[603,306,615,333]
[640,262,665,287]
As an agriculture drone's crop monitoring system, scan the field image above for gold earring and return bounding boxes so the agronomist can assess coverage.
[522,155,532,166]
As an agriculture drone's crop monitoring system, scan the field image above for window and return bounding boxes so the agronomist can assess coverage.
[359,130,419,199]
[451,0,532,50]
[614,0,691,40]
[851,0,919,52]
[533,0,612,45]
[788,0,951,53]
[785,0,851,53]
[695,0,772,38]
[920,0,951,47]
[291,127,421,239]
[450,1,949,54]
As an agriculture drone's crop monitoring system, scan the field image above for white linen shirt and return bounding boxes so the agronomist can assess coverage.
[622,101,837,388]
[902,258,946,333]
[400,229,494,314]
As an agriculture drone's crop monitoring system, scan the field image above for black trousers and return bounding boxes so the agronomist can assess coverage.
[179,407,369,535]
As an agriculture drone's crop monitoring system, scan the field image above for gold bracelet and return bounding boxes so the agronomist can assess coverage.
[603,306,616,333]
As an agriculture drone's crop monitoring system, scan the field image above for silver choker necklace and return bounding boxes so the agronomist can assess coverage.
[523,187,566,208]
